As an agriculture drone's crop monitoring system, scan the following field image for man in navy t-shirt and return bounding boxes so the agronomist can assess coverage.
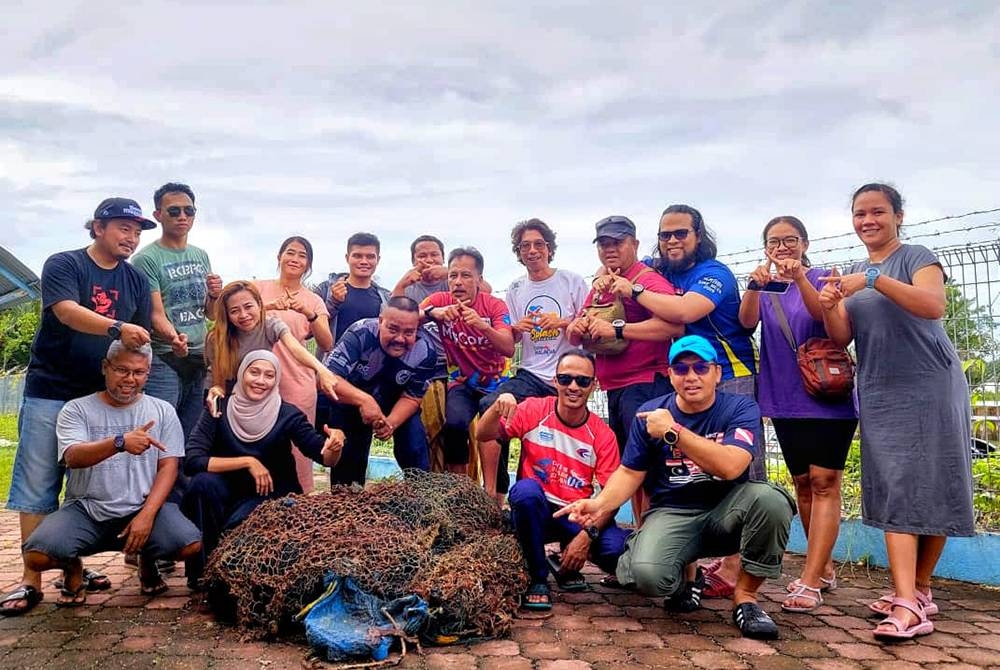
[324,296,435,485]
[3,197,155,616]
[555,335,794,640]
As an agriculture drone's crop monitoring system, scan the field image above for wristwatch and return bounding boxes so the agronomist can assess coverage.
[107,320,124,340]
[113,434,126,453]
[631,283,645,300]
[611,319,626,340]
[306,312,319,323]
[584,525,600,541]
[663,423,682,446]
[864,266,881,289]
[423,305,436,321]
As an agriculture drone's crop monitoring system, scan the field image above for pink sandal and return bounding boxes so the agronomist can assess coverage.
[787,574,837,593]
[873,597,934,640]
[868,588,938,617]
[781,582,823,613]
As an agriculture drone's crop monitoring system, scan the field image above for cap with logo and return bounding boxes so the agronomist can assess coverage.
[593,215,637,242]
[91,197,157,230]
[668,334,718,364]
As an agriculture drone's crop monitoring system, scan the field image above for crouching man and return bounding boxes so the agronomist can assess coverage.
[557,335,794,639]
[478,350,630,611]
[21,342,201,606]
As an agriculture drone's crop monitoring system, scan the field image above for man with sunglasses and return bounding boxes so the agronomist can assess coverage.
[132,183,222,439]
[556,335,794,639]
[477,351,628,611]
[3,197,155,616]
[478,219,589,502]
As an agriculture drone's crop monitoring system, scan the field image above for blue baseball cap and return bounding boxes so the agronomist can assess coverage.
[668,335,717,364]
[92,197,157,230]
[593,215,636,242]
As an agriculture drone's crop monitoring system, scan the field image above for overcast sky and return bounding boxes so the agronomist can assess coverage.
[4,1,999,291]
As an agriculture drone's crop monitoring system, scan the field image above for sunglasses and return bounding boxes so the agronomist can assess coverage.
[658,229,692,241]
[166,205,197,218]
[555,373,594,388]
[518,240,548,252]
[669,361,715,376]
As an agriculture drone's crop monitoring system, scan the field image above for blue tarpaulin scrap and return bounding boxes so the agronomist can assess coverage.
[296,573,430,662]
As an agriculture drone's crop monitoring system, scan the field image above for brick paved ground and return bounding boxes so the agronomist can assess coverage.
[1,508,998,669]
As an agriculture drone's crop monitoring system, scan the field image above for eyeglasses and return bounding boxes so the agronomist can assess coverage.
[166,206,197,218]
[518,240,548,252]
[555,373,594,388]
[669,361,715,376]
[658,229,692,242]
[765,235,801,249]
[109,365,149,378]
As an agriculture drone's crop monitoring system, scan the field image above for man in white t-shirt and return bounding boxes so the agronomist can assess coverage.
[479,219,589,500]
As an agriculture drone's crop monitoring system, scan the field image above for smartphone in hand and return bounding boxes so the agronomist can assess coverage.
[747,278,791,293]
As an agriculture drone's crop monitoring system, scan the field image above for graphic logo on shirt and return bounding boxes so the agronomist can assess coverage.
[537,428,554,442]
[524,296,561,343]
[395,370,412,386]
[90,285,119,318]
[575,448,591,460]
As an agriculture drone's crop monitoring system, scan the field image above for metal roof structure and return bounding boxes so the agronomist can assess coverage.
[0,246,40,310]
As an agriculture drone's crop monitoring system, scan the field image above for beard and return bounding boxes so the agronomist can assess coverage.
[107,386,142,404]
[664,248,697,273]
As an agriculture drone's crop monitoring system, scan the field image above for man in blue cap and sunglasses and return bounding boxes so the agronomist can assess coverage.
[555,334,795,639]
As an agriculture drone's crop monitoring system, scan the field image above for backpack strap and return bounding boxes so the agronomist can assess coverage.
[767,293,797,352]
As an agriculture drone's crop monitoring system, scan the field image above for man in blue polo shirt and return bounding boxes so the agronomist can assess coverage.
[556,335,795,640]
[324,296,435,485]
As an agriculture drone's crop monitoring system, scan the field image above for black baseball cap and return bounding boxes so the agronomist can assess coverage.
[593,215,636,242]
[92,197,157,230]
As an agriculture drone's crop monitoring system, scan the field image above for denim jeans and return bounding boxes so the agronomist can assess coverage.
[6,396,66,514]
[144,353,206,439]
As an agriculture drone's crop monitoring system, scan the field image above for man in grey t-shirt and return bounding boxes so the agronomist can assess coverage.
[20,342,202,607]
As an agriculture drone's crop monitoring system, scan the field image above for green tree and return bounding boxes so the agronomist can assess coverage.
[943,284,998,385]
[0,300,40,371]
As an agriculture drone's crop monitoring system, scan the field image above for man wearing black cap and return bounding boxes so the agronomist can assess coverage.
[567,216,682,519]
[556,335,795,639]
[1,197,155,616]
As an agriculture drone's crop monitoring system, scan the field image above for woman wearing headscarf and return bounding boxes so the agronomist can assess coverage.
[181,351,344,585]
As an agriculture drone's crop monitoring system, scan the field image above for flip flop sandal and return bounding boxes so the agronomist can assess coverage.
[54,568,112,592]
[873,597,934,640]
[868,589,938,617]
[781,582,824,613]
[546,553,587,592]
[140,579,169,597]
[0,585,44,616]
[787,574,837,593]
[521,583,552,611]
[599,574,636,590]
[56,583,88,608]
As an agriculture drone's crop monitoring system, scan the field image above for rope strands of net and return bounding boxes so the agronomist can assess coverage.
[202,470,528,641]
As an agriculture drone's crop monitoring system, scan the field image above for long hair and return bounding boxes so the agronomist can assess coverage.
[209,280,266,387]
[649,204,718,270]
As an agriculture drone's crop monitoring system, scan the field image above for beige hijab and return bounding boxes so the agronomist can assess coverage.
[227,350,282,442]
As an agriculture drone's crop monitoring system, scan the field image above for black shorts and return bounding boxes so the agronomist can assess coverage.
[771,417,857,476]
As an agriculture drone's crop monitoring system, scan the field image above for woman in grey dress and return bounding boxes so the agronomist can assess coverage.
[818,183,974,641]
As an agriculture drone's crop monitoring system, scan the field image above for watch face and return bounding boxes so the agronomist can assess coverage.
[611,319,626,328]
[632,283,644,293]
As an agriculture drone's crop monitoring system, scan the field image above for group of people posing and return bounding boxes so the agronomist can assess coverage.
[1,181,974,644]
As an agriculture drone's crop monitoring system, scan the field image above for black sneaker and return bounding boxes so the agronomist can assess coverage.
[664,567,704,612]
[732,602,779,639]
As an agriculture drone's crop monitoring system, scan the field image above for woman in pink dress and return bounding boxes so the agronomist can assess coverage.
[254,236,333,492]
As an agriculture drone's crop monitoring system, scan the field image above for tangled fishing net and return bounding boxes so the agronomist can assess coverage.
[203,470,528,643]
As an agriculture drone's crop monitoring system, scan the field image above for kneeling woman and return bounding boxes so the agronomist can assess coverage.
[182,351,344,584]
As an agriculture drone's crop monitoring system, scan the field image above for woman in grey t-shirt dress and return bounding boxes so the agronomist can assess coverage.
[818,183,974,642]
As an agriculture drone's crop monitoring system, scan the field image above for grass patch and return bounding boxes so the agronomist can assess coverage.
[0,447,14,503]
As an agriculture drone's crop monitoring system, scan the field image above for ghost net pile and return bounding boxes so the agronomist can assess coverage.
[202,470,529,642]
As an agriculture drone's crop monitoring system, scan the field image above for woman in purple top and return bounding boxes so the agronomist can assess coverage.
[739,216,857,613]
